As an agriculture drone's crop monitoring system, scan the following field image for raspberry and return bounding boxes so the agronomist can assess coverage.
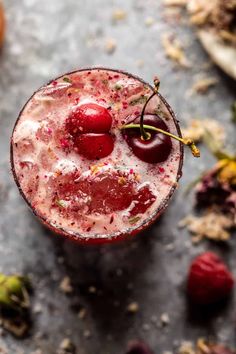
[187,252,234,305]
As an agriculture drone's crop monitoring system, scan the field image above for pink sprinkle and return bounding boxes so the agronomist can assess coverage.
[47,127,52,134]
[52,80,58,86]
[158,167,165,173]
[130,169,134,174]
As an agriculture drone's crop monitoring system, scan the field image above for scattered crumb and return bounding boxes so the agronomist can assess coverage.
[126,302,139,314]
[145,17,155,27]
[165,243,175,252]
[104,38,117,54]
[78,308,87,320]
[112,8,127,22]
[179,209,234,242]
[88,286,97,294]
[182,119,225,144]
[163,0,187,6]
[33,303,43,314]
[83,329,91,339]
[142,323,151,331]
[178,341,195,354]
[57,338,76,354]
[161,33,190,67]
[190,77,218,94]
[160,313,170,326]
[135,59,145,68]
[59,276,73,294]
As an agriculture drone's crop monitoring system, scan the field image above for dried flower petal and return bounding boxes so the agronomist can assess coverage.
[162,33,190,67]
[182,119,225,144]
[112,9,127,22]
[179,209,234,242]
[216,159,236,186]
[104,38,117,54]
[191,77,218,94]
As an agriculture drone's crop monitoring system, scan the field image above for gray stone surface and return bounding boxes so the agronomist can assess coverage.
[0,0,236,353]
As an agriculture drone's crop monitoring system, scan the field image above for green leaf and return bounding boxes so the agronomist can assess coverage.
[114,83,123,91]
[63,77,72,83]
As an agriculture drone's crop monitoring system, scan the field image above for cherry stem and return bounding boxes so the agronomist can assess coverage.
[140,77,160,140]
[122,76,200,158]
[121,124,200,158]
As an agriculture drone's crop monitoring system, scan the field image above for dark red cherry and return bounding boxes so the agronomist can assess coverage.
[123,114,172,163]
[74,133,114,160]
[66,103,112,135]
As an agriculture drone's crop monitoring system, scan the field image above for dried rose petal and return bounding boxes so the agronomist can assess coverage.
[195,164,236,218]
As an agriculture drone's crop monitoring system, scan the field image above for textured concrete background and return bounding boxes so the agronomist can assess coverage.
[0,0,235,353]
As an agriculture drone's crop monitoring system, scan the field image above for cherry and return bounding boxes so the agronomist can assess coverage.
[123,114,172,163]
[74,133,114,160]
[66,103,112,135]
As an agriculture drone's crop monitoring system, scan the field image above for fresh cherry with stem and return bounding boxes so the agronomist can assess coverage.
[121,78,200,163]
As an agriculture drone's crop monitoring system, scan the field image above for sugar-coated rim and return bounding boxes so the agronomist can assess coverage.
[10,66,184,244]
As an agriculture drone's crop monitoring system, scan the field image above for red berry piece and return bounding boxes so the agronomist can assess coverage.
[78,171,135,214]
[123,115,172,163]
[187,252,234,305]
[66,103,112,135]
[130,186,156,216]
[74,133,114,160]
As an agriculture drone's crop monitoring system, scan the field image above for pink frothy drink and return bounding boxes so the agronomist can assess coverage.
[11,68,183,243]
